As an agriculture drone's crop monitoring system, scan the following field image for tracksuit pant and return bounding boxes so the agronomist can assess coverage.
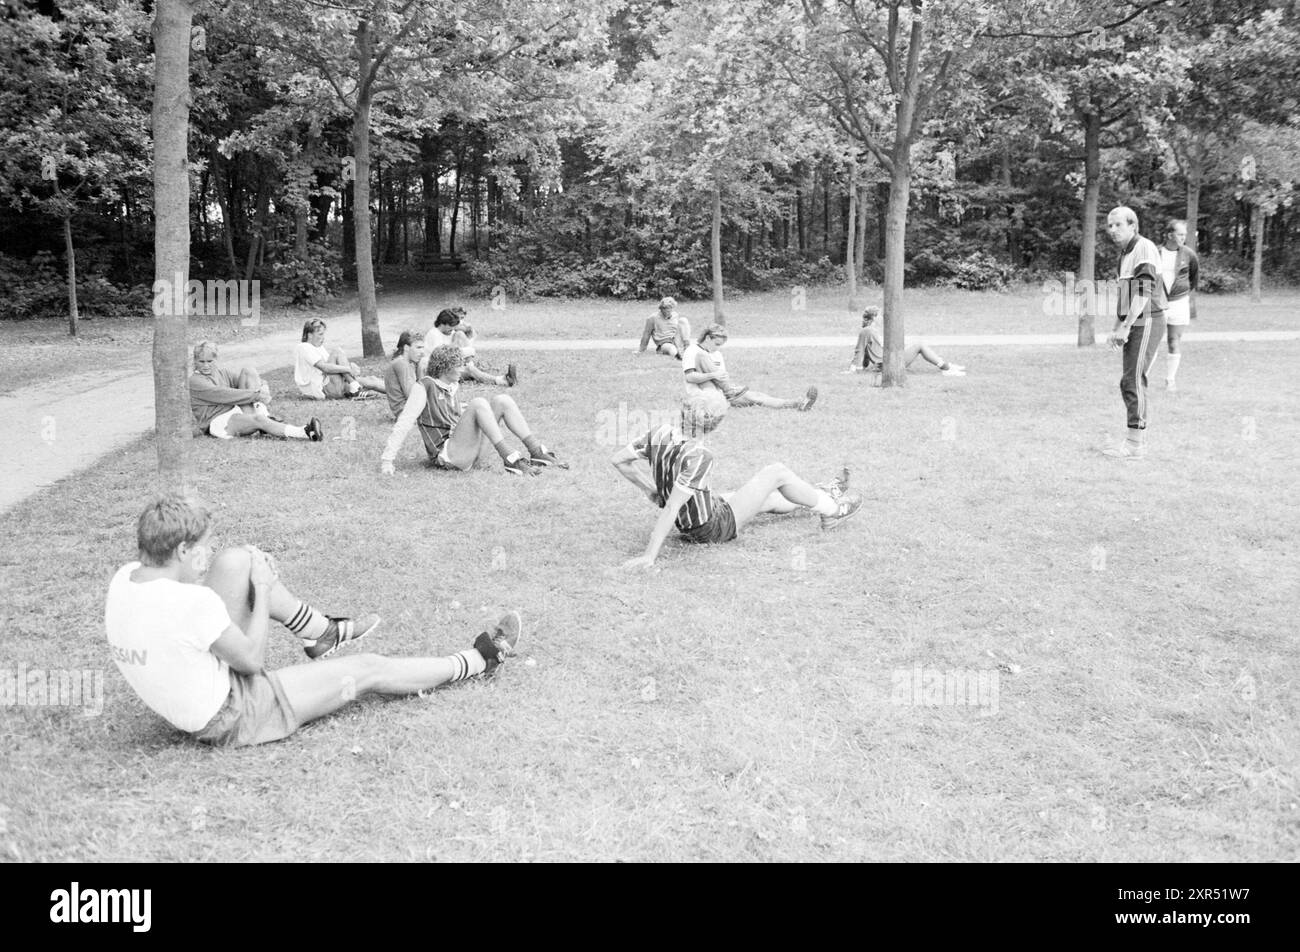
[1120,315,1165,430]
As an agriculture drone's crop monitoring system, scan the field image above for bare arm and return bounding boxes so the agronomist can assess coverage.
[624,483,694,569]
[612,445,660,501]
[381,384,428,467]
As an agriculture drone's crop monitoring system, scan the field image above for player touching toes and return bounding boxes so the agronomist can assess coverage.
[612,392,861,570]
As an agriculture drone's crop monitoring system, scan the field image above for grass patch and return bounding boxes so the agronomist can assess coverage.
[1,310,1297,861]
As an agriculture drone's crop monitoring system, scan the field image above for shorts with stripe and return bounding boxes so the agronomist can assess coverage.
[678,495,738,545]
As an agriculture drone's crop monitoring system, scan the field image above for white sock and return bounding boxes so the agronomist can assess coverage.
[1166,353,1182,381]
[285,425,308,440]
[811,493,838,516]
[447,650,487,682]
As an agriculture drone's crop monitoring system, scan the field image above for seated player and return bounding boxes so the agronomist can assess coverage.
[845,307,965,376]
[188,341,322,442]
[638,296,691,358]
[612,391,862,569]
[683,323,818,411]
[426,307,517,387]
[384,330,426,420]
[381,344,565,477]
[294,318,387,400]
[105,494,523,748]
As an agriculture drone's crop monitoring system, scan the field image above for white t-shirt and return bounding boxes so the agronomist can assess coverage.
[104,563,233,732]
[681,343,726,394]
[294,342,330,389]
[1158,247,1179,293]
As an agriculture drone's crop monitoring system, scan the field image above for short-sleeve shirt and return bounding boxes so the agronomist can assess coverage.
[628,423,718,531]
[650,313,681,346]
[1116,235,1166,323]
[682,343,727,394]
[294,342,330,389]
[385,356,418,418]
[415,376,462,458]
[104,563,233,732]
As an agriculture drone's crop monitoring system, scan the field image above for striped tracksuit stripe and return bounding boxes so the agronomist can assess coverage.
[1120,315,1165,430]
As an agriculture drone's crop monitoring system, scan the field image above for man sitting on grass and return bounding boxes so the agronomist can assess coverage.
[683,323,818,411]
[105,494,522,748]
[384,329,425,420]
[188,341,322,442]
[294,318,387,400]
[639,296,692,359]
[613,392,861,569]
[381,344,566,477]
[845,306,965,377]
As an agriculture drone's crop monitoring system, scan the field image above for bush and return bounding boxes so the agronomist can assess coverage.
[268,241,343,306]
[0,250,151,321]
[1197,255,1249,294]
[947,251,1018,291]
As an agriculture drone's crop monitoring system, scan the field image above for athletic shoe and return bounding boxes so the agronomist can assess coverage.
[345,381,362,397]
[1166,379,1178,392]
[473,610,523,674]
[798,386,819,412]
[305,418,324,442]
[504,363,519,387]
[940,366,966,377]
[305,613,382,660]
[817,466,851,500]
[1102,442,1146,460]
[530,448,570,470]
[503,455,539,477]
[820,493,864,531]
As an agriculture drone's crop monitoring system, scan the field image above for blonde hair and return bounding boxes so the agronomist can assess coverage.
[137,494,212,566]
[680,391,728,437]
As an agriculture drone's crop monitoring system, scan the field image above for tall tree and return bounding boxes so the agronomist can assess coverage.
[151,0,195,490]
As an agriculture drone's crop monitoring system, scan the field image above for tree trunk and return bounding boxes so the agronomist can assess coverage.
[1077,109,1102,347]
[401,169,409,265]
[243,167,268,281]
[341,178,356,282]
[150,0,194,491]
[711,182,724,324]
[1184,149,1204,252]
[1251,204,1264,303]
[420,134,440,255]
[210,148,238,277]
[450,146,463,256]
[62,213,79,336]
[352,19,383,358]
[845,164,857,306]
[795,185,805,252]
[1001,142,1019,263]
[881,158,911,389]
[855,184,868,282]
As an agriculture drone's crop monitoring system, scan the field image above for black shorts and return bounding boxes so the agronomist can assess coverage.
[678,497,738,545]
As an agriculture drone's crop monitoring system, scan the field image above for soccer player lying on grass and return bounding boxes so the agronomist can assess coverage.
[188,341,323,442]
[638,296,692,359]
[612,392,862,570]
[105,494,522,748]
[294,318,387,400]
[844,307,965,376]
[424,307,518,388]
[381,344,566,477]
[384,329,426,420]
[683,323,818,411]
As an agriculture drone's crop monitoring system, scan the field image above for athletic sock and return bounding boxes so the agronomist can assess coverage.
[1126,428,1143,447]
[284,601,329,641]
[811,493,838,516]
[447,649,488,682]
[522,435,544,458]
[285,425,308,440]
[492,439,516,462]
[1166,353,1182,381]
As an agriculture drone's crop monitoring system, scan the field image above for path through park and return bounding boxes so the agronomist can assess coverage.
[2,312,1296,516]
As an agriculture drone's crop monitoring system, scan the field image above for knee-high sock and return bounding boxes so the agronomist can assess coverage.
[1166,352,1182,382]
[284,601,328,641]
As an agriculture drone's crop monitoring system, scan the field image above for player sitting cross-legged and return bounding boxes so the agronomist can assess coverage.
[612,391,861,569]
[105,494,523,748]
[381,344,565,477]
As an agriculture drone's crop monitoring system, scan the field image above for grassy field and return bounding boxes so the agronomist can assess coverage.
[1,296,1297,861]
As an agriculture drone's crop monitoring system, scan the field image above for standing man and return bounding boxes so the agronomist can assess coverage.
[1103,206,1167,460]
[1156,219,1199,392]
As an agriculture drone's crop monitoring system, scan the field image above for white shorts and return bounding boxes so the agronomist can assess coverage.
[208,406,245,439]
[1164,297,1190,326]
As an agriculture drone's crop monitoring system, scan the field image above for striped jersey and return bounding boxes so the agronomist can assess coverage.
[1115,235,1166,323]
[630,423,718,531]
